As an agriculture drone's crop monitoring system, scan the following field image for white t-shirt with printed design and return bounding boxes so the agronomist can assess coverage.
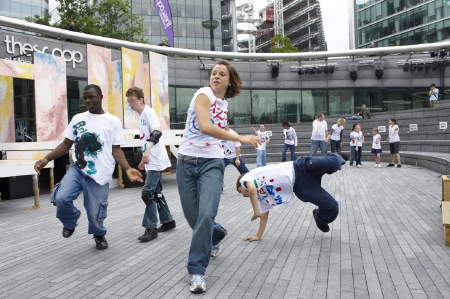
[350,131,363,147]
[283,127,297,145]
[256,130,269,150]
[139,106,171,171]
[239,162,296,213]
[311,119,328,141]
[389,125,400,143]
[330,124,343,141]
[63,111,124,185]
[372,134,381,149]
[179,87,228,158]
[221,129,241,159]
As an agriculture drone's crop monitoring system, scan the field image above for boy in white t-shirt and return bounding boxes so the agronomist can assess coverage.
[310,113,329,156]
[34,84,143,250]
[387,119,402,168]
[221,125,249,174]
[236,153,347,240]
[371,127,382,167]
[126,87,176,243]
[282,122,297,162]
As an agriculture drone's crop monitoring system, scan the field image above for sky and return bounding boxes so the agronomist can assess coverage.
[49,0,351,51]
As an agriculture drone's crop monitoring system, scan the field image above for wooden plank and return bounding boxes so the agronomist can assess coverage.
[442,175,450,201]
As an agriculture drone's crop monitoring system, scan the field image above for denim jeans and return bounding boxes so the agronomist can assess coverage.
[51,164,110,236]
[350,146,362,165]
[223,156,249,174]
[176,155,227,275]
[282,144,296,162]
[256,149,266,167]
[142,170,173,229]
[293,154,344,224]
[330,140,341,153]
[310,140,327,156]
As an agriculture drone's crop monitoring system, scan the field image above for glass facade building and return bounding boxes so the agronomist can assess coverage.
[131,0,223,50]
[0,0,49,20]
[355,0,450,48]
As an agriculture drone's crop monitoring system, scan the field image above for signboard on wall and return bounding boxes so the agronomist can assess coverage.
[439,121,448,130]
[409,123,418,132]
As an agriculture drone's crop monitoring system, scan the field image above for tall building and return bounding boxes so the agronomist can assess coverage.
[221,0,238,52]
[0,0,49,20]
[355,0,450,48]
[131,0,223,51]
[256,0,326,53]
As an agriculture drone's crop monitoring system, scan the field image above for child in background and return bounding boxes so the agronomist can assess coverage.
[255,124,270,167]
[281,122,297,162]
[371,128,382,168]
[236,153,347,241]
[349,124,364,167]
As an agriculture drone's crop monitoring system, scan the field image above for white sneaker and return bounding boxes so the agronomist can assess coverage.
[377,164,382,168]
[190,275,206,293]
[373,164,378,168]
[356,165,362,168]
[211,242,222,258]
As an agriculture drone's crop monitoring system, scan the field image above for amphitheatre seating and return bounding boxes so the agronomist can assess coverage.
[237,100,450,174]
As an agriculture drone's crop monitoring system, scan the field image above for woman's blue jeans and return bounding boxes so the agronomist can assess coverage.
[176,155,227,275]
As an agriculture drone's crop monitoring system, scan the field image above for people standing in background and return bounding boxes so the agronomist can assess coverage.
[222,125,250,174]
[255,124,270,167]
[429,83,439,108]
[371,127,382,168]
[310,113,329,156]
[330,118,345,153]
[281,122,297,162]
[349,124,364,167]
[387,119,402,168]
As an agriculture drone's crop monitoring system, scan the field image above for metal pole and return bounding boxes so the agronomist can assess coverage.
[209,0,215,51]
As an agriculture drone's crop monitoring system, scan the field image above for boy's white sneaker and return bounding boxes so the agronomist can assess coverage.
[211,243,222,257]
[377,164,382,168]
[373,164,378,168]
[190,275,206,294]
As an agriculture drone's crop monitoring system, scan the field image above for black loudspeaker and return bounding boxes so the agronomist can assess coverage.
[0,176,34,200]
[271,64,279,78]
[375,69,383,79]
[350,71,358,81]
[122,148,146,188]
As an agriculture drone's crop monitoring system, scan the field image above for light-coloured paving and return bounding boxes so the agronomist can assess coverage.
[0,163,449,298]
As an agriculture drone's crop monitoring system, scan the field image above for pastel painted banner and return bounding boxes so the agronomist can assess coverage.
[121,47,144,129]
[110,60,124,123]
[142,62,151,106]
[87,44,112,112]
[0,58,33,79]
[0,76,15,142]
[149,51,170,130]
[33,52,68,141]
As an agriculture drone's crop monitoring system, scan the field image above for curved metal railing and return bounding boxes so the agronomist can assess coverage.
[0,16,449,60]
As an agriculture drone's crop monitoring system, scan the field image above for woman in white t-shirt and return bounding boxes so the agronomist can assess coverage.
[330,118,345,153]
[255,124,270,167]
[387,119,402,168]
[236,153,346,241]
[371,127,382,167]
[176,61,258,294]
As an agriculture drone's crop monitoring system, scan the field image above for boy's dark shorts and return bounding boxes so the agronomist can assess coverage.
[389,142,400,154]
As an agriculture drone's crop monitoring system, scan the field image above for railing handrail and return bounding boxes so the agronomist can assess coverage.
[1,16,450,60]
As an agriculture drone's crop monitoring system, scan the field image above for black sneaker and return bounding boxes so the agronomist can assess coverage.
[62,210,81,238]
[94,235,108,250]
[387,163,395,167]
[157,220,176,233]
[313,209,330,233]
[138,228,158,242]
[349,162,353,166]
[396,164,402,168]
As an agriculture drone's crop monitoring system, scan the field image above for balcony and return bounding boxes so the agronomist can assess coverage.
[284,3,319,25]
[285,17,319,36]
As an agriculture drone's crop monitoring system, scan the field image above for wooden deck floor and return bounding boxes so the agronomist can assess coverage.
[0,163,449,298]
